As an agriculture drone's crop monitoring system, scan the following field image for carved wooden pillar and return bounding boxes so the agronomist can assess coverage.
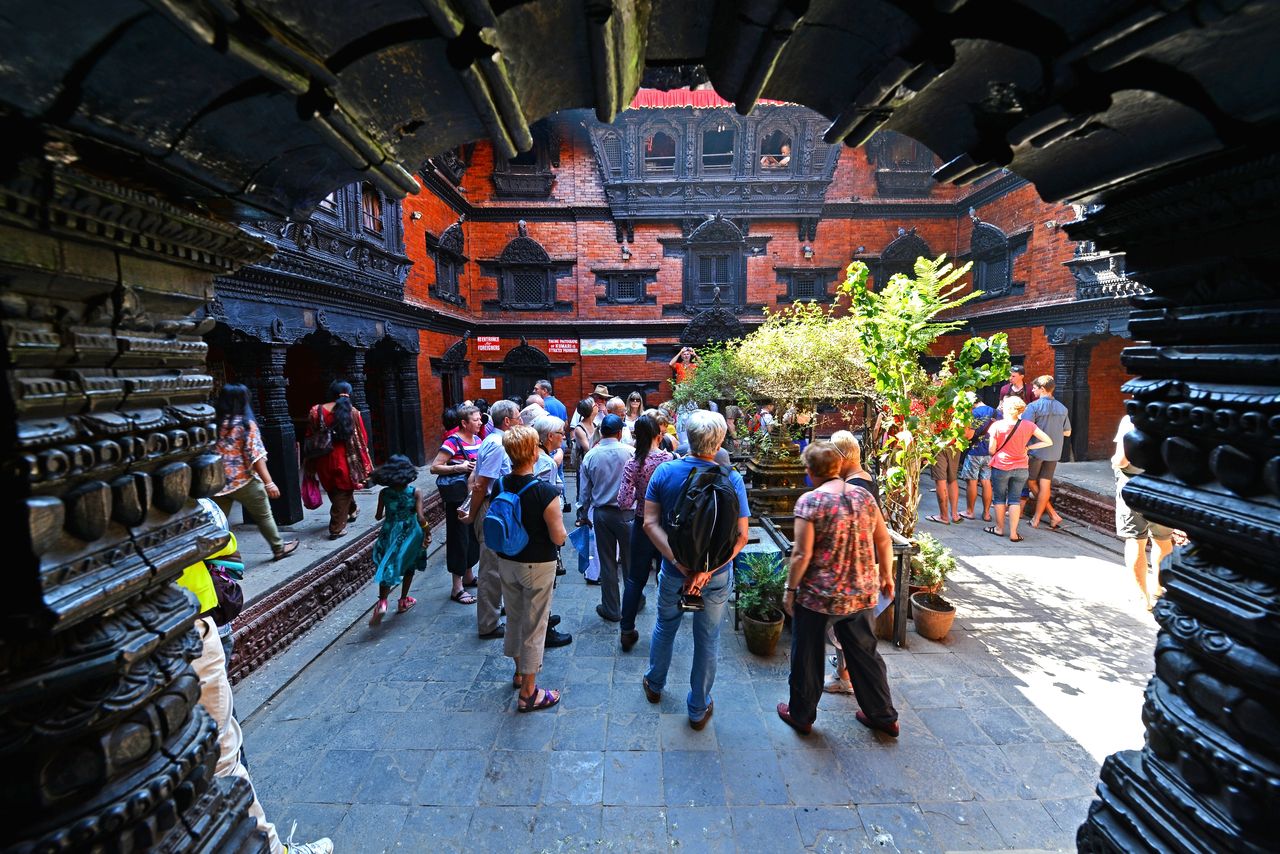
[397,354,426,465]
[1076,151,1280,852]
[0,162,268,851]
[260,344,302,524]
[1050,337,1096,462]
[379,360,402,465]
[343,347,372,460]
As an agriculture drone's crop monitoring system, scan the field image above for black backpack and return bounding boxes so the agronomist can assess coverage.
[668,464,741,573]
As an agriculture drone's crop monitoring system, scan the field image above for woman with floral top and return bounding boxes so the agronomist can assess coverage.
[212,384,299,561]
[615,414,674,651]
[777,441,898,737]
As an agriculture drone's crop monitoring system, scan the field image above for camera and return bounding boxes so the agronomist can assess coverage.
[677,592,704,612]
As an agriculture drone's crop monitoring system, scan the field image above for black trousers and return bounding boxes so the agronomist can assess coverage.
[444,501,480,576]
[788,604,897,727]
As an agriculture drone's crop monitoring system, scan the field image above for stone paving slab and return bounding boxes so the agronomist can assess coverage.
[243,485,1159,852]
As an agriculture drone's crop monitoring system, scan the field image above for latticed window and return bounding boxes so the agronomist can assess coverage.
[505,268,550,307]
[698,254,731,300]
[606,274,643,303]
[360,183,383,234]
[603,134,623,177]
[793,275,817,299]
[436,256,459,298]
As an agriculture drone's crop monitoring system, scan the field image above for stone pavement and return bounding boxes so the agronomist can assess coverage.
[240,502,1157,852]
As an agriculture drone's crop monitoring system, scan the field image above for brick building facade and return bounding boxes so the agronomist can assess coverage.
[402,90,1137,459]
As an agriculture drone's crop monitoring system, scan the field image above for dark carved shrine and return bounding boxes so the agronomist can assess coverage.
[0,2,1277,853]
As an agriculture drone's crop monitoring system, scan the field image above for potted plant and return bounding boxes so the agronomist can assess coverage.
[908,534,957,641]
[735,551,787,655]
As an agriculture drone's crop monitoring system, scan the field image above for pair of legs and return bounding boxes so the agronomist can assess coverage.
[620,518,659,633]
[497,557,559,709]
[644,567,732,722]
[1116,470,1174,609]
[194,617,331,854]
[929,449,962,523]
[592,506,631,620]
[989,467,1030,541]
[1026,458,1063,528]
[959,454,992,521]
[472,501,505,636]
[213,480,297,557]
[326,488,358,538]
[786,605,897,729]
[443,500,479,601]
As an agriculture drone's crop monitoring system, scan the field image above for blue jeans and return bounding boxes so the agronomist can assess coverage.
[991,467,1029,505]
[620,517,660,631]
[644,567,733,721]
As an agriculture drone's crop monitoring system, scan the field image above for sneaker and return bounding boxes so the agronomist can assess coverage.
[285,821,334,854]
[544,627,573,648]
[823,674,854,695]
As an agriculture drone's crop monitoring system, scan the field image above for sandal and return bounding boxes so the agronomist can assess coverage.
[925,515,949,525]
[369,598,387,627]
[397,596,417,614]
[518,686,560,713]
[983,525,1003,537]
[272,540,300,561]
[450,589,476,605]
[1010,534,1025,543]
[462,577,478,588]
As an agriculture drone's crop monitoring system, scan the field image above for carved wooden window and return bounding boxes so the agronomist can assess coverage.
[318,191,338,214]
[601,132,623,178]
[776,267,836,303]
[866,131,935,198]
[595,268,657,306]
[759,128,793,170]
[878,230,932,285]
[492,122,557,198]
[645,131,676,174]
[793,274,817,299]
[427,221,467,306]
[612,274,642,303]
[695,253,731,303]
[970,221,1028,300]
[360,183,383,234]
[436,255,459,299]
[507,268,549,306]
[701,127,735,171]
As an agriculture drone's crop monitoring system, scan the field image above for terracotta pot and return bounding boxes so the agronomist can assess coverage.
[910,592,956,641]
[741,609,784,656]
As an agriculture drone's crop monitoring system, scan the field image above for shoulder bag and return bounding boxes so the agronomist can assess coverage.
[302,405,334,460]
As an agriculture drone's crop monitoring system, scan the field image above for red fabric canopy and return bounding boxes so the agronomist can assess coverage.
[627,88,789,109]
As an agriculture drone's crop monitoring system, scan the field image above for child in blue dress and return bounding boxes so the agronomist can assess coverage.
[369,455,429,625]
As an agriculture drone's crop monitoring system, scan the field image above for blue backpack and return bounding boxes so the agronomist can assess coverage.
[484,477,538,555]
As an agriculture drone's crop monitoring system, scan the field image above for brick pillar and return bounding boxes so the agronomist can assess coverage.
[1051,338,1095,462]
[1076,150,1279,852]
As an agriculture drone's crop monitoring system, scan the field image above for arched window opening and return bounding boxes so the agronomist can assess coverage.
[360,183,383,234]
[702,126,735,171]
[645,131,676,173]
[759,129,792,169]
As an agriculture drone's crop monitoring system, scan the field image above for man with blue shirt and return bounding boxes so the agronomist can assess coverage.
[1022,375,1072,529]
[960,402,999,521]
[460,399,518,639]
[577,414,634,623]
[642,410,750,730]
[535,379,568,420]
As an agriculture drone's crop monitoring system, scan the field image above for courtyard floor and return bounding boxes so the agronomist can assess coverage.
[240,505,1157,853]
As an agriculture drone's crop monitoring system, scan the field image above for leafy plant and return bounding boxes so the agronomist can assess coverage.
[736,551,787,622]
[909,531,956,594]
[841,255,1011,537]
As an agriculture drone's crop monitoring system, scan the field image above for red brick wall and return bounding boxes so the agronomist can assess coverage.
[1087,336,1135,459]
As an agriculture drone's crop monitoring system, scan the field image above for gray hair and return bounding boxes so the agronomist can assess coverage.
[535,379,552,393]
[685,409,728,456]
[532,414,565,444]
[607,396,625,415]
[489,399,520,428]
[520,403,546,426]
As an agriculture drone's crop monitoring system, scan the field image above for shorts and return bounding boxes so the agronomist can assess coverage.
[1028,458,1058,482]
[1115,471,1173,540]
[930,448,962,482]
[960,453,991,482]
[991,467,1029,505]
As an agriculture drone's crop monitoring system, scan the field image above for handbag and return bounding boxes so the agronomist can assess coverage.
[207,563,245,627]
[437,473,469,504]
[302,406,334,460]
[302,468,323,509]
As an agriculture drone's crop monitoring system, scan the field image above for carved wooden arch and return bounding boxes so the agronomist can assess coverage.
[439,220,464,257]
[498,231,552,265]
[754,115,798,174]
[687,213,746,245]
[639,117,684,178]
[500,337,551,372]
[681,304,746,348]
[694,111,744,174]
[878,228,932,284]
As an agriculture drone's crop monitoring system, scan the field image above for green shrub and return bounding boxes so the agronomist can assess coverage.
[736,551,787,622]
[909,531,956,593]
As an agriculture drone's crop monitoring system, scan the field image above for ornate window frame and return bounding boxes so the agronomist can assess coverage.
[697,114,741,176]
[479,221,574,312]
[593,267,659,306]
[755,119,797,176]
[968,218,1030,300]
[359,183,384,235]
[491,122,559,198]
[642,120,683,178]
[681,215,747,310]
[865,131,937,198]
[775,266,840,303]
[425,219,467,306]
[875,228,933,286]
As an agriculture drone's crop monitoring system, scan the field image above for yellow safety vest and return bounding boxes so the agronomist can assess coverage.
[175,532,238,614]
